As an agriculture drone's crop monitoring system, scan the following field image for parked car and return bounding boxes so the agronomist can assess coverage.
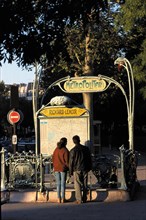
[17,137,35,152]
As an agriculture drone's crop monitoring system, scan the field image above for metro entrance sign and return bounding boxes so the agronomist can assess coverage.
[7,110,20,125]
[64,77,107,93]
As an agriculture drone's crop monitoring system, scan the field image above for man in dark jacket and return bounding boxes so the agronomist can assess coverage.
[69,135,92,204]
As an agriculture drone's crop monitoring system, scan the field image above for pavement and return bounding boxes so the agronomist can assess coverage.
[6,147,146,203]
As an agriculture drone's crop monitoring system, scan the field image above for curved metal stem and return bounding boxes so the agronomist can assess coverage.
[114,57,135,151]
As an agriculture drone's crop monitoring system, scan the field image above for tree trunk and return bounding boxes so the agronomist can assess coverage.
[83,33,94,153]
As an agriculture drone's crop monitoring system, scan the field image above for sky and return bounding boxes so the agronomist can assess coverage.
[0,61,34,85]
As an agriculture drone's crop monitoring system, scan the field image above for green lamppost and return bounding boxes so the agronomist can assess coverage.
[114,57,135,151]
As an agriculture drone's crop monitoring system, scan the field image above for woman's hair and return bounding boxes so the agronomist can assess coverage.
[57,137,67,149]
[60,137,67,144]
[57,142,62,149]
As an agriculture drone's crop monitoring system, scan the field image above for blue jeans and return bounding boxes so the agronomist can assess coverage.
[54,172,67,199]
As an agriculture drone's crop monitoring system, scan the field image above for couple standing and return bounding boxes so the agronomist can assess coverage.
[52,135,92,204]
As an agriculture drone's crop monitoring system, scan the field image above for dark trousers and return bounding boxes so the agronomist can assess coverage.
[73,171,88,202]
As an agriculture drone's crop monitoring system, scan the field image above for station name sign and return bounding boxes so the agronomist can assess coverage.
[63,77,106,93]
[40,107,87,118]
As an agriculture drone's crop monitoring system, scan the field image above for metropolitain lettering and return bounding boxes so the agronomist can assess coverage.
[64,79,103,90]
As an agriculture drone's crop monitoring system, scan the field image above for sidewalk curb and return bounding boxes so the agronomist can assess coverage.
[9,188,130,203]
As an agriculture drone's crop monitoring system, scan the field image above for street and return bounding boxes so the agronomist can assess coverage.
[1,188,146,220]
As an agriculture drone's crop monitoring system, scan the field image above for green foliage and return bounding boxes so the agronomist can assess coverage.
[0,1,124,81]
[0,0,108,67]
[115,0,146,99]
[1,0,142,104]
[0,81,9,97]
[116,0,146,31]
[41,13,125,84]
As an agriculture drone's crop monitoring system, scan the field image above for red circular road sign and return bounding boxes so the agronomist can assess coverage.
[8,110,20,124]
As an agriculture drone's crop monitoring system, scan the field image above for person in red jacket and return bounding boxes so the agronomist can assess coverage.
[52,137,69,203]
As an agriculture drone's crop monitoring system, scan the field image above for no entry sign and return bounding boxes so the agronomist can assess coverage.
[7,110,20,125]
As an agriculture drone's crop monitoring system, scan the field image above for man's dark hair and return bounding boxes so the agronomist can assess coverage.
[72,135,80,144]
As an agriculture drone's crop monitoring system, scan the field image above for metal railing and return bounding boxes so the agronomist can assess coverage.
[119,145,139,191]
[1,146,139,194]
[92,153,120,188]
[0,148,54,192]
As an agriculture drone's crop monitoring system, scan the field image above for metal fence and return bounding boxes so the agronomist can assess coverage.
[1,145,139,195]
[0,148,54,192]
[92,153,120,188]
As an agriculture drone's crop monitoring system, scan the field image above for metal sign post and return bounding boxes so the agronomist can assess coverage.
[7,110,21,153]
